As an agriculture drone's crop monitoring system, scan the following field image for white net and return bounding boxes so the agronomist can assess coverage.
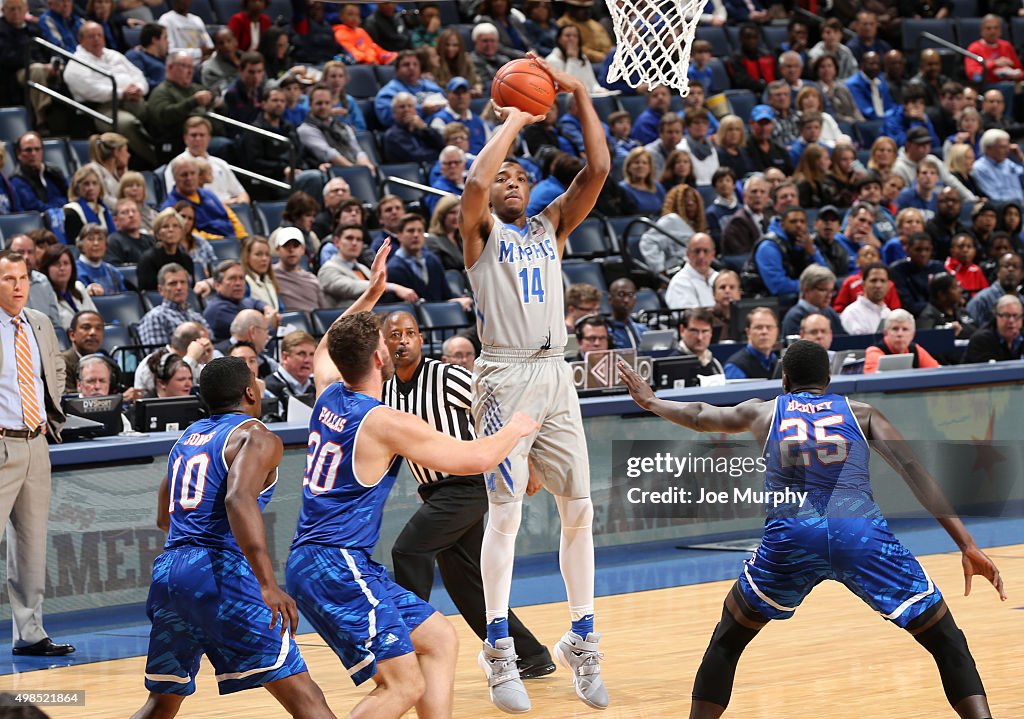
[605,0,710,96]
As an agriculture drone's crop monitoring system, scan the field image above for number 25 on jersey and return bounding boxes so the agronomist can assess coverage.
[778,416,849,467]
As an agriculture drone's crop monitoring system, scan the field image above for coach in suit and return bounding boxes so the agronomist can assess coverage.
[0,250,74,657]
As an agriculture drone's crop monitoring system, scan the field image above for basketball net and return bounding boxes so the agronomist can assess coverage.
[605,0,709,96]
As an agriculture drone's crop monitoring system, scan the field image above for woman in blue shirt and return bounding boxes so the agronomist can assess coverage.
[619,147,666,216]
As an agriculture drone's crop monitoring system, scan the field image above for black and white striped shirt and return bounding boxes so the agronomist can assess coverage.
[382,357,476,485]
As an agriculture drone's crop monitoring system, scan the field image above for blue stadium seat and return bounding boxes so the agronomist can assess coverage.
[694,26,731,56]
[267,0,292,22]
[436,0,459,24]
[279,310,314,336]
[358,99,381,132]
[566,217,610,260]
[92,293,146,327]
[102,323,134,354]
[618,94,649,121]
[724,90,756,122]
[43,139,74,181]
[591,95,620,120]
[69,138,90,169]
[0,107,30,147]
[346,64,380,100]
[256,200,287,234]
[380,163,426,204]
[118,264,138,291]
[1013,17,1024,48]
[634,288,663,313]
[855,119,885,148]
[123,25,142,47]
[417,301,472,345]
[902,18,955,51]
[950,0,978,15]
[374,64,395,87]
[142,170,164,207]
[445,269,466,297]
[370,301,416,317]
[208,238,242,261]
[144,289,202,313]
[311,308,342,335]
[54,326,69,351]
[708,58,730,94]
[562,261,607,292]
[333,165,379,204]
[697,185,717,207]
[761,25,788,51]
[0,212,44,242]
[356,131,382,166]
[191,0,219,23]
[956,17,991,46]
[229,203,257,237]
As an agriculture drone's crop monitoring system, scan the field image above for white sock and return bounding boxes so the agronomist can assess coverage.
[481,499,523,638]
[555,495,595,624]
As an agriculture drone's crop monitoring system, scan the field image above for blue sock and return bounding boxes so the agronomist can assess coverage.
[571,614,594,637]
[487,617,509,646]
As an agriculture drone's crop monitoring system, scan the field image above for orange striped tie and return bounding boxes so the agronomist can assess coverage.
[12,317,42,431]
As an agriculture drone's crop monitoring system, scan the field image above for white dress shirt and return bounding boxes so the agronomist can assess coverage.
[0,309,44,430]
[64,46,149,103]
[665,263,719,309]
[841,294,890,335]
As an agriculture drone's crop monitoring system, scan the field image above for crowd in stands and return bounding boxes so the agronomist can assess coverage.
[2,0,1024,410]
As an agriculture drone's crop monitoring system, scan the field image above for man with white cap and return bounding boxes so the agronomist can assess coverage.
[272,227,325,313]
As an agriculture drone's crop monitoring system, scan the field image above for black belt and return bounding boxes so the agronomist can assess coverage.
[0,426,43,439]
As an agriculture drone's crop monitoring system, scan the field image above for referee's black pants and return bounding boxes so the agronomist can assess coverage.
[392,479,547,659]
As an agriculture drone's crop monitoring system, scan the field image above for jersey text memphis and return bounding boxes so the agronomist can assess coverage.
[468,213,567,351]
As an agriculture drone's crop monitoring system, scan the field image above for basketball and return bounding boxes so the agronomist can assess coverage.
[490,58,557,116]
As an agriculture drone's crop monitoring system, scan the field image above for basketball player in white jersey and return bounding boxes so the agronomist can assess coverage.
[459,54,611,713]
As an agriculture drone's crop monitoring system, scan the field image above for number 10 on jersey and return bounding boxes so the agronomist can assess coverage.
[518,267,546,304]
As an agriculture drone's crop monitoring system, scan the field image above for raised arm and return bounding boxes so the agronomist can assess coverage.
[534,55,611,249]
[460,105,545,268]
[862,403,1006,600]
[313,238,390,397]
[223,422,299,634]
[617,359,765,434]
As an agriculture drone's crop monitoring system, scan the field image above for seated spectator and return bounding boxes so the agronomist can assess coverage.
[840,261,893,334]
[713,117,754,184]
[643,112,684,178]
[970,202,999,256]
[943,110,982,171]
[846,10,891,62]
[555,0,611,64]
[75,225,126,295]
[573,314,611,359]
[268,189,324,269]
[882,208,927,265]
[721,174,770,257]
[117,171,157,231]
[428,77,486,155]
[84,0,133,57]
[971,129,1024,205]
[106,197,156,265]
[742,206,827,301]
[39,0,83,53]
[136,262,207,347]
[605,278,648,350]
[40,245,98,330]
[809,17,857,80]
[545,24,599,94]
[707,269,740,342]
[204,259,277,341]
[157,0,212,61]
[441,334,476,371]
[424,146,466,217]
[882,85,939,150]
[813,54,863,126]
[333,3,397,65]
[10,132,69,213]
[147,53,215,163]
[765,80,798,149]
[681,110,719,186]
[201,28,239,94]
[61,309,106,392]
[665,233,718,309]
[364,0,413,53]
[242,86,307,202]
[619,148,665,216]
[727,22,775,95]
[864,309,939,372]
[135,321,211,393]
[799,312,834,352]
[299,84,376,172]
[965,14,1022,85]
[793,143,836,210]
[386,214,471,309]
[64,21,157,168]
[844,51,894,122]
[564,282,600,335]
[64,165,115,241]
[320,223,417,308]
[137,206,194,290]
[238,236,280,312]
[812,205,853,277]
[704,168,740,244]
[426,196,464,272]
[676,307,724,376]
[262,330,316,403]
[962,294,1024,362]
[781,265,844,337]
[687,40,714,94]
[6,235,62,327]
[222,52,266,127]
[834,245,901,313]
[273,227,325,313]
[925,187,969,261]
[87,132,130,208]
[943,233,989,301]
[607,111,639,166]
[967,252,1024,326]
[149,351,195,397]
[75,354,139,423]
[895,159,941,220]
[639,185,706,275]
[658,148,698,194]
[745,105,792,176]
[917,272,977,344]
[630,85,671,146]
[163,157,245,239]
[890,233,944,316]
[723,307,779,380]
[895,128,976,205]
[882,49,907,106]
[375,49,445,127]
[382,92,446,163]
[126,22,168,89]
[227,0,269,53]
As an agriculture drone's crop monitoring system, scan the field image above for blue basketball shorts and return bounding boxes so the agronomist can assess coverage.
[143,547,307,696]
[738,514,943,628]
[285,545,436,686]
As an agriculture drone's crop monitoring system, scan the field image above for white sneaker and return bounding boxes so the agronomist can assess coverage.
[478,637,531,714]
[554,631,608,709]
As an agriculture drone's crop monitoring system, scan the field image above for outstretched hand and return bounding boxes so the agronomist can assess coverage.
[491,101,546,127]
[962,545,1006,601]
[617,359,655,409]
[369,237,390,295]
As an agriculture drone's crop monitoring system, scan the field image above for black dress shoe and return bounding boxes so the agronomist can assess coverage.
[517,650,556,680]
[12,638,75,656]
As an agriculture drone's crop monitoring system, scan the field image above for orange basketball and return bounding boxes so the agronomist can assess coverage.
[491,59,557,116]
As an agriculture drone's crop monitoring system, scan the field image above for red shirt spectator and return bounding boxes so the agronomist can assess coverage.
[227,0,271,53]
[833,270,901,312]
[965,16,1023,85]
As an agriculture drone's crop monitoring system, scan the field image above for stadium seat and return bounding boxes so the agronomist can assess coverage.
[445,269,466,297]
[346,65,380,100]
[356,131,382,166]
[256,200,287,234]
[854,119,885,148]
[143,289,203,313]
[436,0,459,24]
[618,95,649,121]
[708,59,730,94]
[358,99,381,132]
[724,90,756,122]
[562,260,607,292]
[0,212,44,241]
[279,310,314,336]
[191,0,218,23]
[267,0,292,22]
[92,293,146,327]
[1013,17,1024,47]
[208,238,242,261]
[43,139,75,181]
[634,288,663,313]
[311,308,342,335]
[69,138,90,169]
[469,98,490,116]
[101,323,134,354]
[902,18,955,51]
[956,17,991,46]
[591,95,620,120]
[142,170,164,207]
[54,326,69,351]
[118,264,138,291]
[761,25,788,51]
[697,185,717,207]
[123,25,142,47]
[950,0,978,15]
[374,64,395,87]
[229,203,258,238]
[380,163,426,204]
[694,26,731,56]
[0,107,30,147]
[566,217,610,260]
[370,301,415,317]
[333,165,379,205]
[417,301,472,345]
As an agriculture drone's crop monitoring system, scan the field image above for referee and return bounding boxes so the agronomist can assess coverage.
[381,311,555,679]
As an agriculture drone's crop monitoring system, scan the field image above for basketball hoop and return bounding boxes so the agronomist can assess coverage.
[605,0,709,96]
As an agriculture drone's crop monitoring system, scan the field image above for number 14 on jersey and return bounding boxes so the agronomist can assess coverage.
[517,267,546,304]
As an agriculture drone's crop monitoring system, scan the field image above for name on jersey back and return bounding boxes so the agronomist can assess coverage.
[786,399,833,414]
[318,406,347,433]
[182,430,215,447]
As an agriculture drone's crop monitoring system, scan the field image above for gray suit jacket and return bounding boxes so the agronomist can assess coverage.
[0,308,67,440]
[318,257,373,309]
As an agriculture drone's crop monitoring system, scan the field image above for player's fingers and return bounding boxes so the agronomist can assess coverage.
[964,571,972,596]
[288,604,299,636]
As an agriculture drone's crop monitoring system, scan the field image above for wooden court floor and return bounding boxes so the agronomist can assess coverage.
[3,544,1021,718]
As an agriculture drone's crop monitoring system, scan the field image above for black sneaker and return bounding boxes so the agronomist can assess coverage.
[517,650,557,680]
